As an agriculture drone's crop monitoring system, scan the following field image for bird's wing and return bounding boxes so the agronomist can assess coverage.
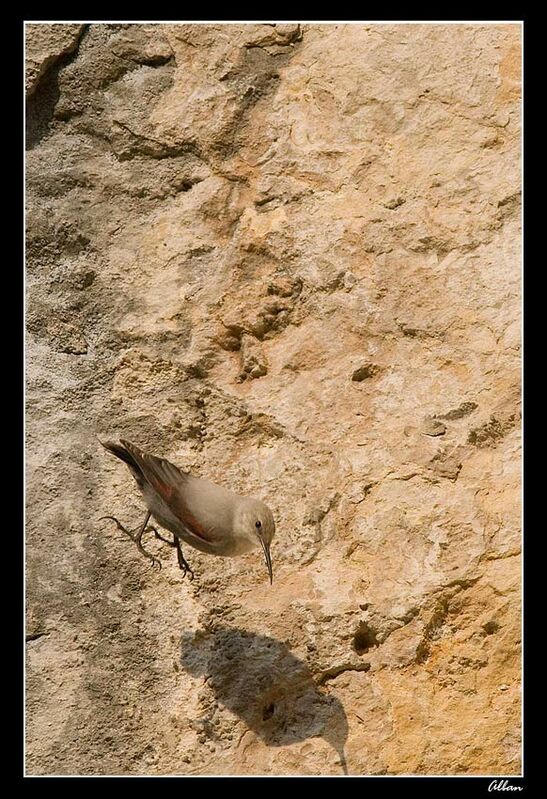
[120,439,219,545]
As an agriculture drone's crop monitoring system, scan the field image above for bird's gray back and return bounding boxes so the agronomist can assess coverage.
[183,474,239,533]
[145,473,243,556]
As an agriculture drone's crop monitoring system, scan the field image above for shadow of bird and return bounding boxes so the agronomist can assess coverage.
[179,626,349,774]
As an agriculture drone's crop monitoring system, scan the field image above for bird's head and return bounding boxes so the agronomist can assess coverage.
[235,498,276,585]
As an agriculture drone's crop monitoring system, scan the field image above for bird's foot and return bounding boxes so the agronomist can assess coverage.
[177,545,195,581]
[180,561,195,581]
[153,529,195,580]
[100,515,162,570]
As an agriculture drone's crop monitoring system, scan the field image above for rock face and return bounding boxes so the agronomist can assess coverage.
[25,23,521,776]
[25,24,86,97]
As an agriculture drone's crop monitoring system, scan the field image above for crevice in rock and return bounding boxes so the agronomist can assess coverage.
[416,597,451,664]
[467,413,519,448]
[497,191,521,221]
[303,493,341,528]
[479,548,521,563]
[26,25,89,149]
[482,620,501,635]
[262,702,276,721]
[109,122,205,163]
[441,575,482,590]
[351,363,381,382]
[397,321,440,340]
[435,401,478,421]
[353,622,380,655]
[316,662,371,685]
[26,631,50,643]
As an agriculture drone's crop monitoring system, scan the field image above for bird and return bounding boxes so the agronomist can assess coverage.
[99,438,275,583]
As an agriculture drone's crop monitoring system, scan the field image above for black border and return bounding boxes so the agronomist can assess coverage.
[20,14,527,791]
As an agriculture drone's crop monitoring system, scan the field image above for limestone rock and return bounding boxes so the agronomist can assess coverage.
[422,416,447,436]
[26,23,521,776]
[351,363,380,382]
[25,24,86,96]
[238,333,268,381]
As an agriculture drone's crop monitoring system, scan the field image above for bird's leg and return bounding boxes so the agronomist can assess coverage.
[152,528,194,580]
[154,529,177,547]
[132,512,162,569]
[176,539,195,580]
[101,512,161,570]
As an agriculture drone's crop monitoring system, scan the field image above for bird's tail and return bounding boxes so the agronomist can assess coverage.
[98,438,140,470]
[98,437,188,498]
[99,438,152,495]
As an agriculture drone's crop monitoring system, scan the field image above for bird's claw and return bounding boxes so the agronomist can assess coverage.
[100,515,137,537]
[99,515,121,527]
[100,515,196,578]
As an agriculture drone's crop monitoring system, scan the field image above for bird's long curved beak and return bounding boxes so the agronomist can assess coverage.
[259,538,273,585]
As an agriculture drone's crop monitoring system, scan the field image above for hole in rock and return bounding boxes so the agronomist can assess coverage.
[262,703,275,721]
[482,620,500,635]
[353,622,379,655]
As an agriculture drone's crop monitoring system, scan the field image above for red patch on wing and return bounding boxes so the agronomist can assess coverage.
[150,476,174,502]
[181,508,213,542]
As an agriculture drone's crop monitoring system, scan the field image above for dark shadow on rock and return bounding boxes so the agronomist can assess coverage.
[26,66,62,150]
[179,626,349,775]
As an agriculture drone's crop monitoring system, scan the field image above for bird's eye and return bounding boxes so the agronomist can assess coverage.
[255,520,262,528]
